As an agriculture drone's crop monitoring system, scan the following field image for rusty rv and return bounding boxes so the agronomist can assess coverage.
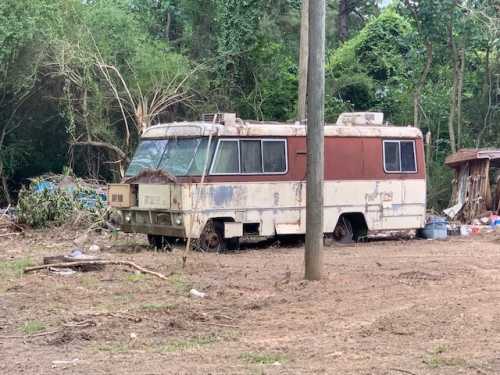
[108,113,426,250]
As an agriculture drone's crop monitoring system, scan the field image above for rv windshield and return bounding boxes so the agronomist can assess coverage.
[126,138,214,177]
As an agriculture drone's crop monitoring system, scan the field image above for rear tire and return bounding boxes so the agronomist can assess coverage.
[198,220,240,252]
[332,217,354,244]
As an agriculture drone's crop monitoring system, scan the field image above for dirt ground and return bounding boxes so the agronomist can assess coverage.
[1,229,500,375]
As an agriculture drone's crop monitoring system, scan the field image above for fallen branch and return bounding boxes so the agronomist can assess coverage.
[389,369,418,375]
[0,329,61,340]
[24,260,169,280]
[0,232,20,238]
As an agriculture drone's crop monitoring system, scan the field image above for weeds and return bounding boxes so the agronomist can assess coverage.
[423,345,466,369]
[141,302,176,311]
[127,273,146,283]
[168,273,191,294]
[161,334,218,353]
[0,258,32,277]
[21,320,46,335]
[240,352,288,365]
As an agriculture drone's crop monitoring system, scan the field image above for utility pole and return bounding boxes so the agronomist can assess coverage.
[298,0,309,122]
[305,0,325,281]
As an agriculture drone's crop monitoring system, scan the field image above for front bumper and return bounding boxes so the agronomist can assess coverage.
[119,209,186,238]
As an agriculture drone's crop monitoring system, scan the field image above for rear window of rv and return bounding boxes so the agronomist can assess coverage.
[384,140,417,173]
[211,139,287,175]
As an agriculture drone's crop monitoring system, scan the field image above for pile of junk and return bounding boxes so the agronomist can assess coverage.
[424,149,500,240]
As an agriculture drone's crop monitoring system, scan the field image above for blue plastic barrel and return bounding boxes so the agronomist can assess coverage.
[420,217,448,240]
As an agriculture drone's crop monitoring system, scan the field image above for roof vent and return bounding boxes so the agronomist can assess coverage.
[336,112,384,127]
[201,113,237,126]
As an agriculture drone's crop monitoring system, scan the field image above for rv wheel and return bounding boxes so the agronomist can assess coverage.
[199,220,225,252]
[332,217,354,244]
[147,235,172,251]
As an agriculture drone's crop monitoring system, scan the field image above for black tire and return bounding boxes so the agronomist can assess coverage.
[332,217,354,244]
[199,220,226,252]
[147,234,172,251]
[225,237,240,251]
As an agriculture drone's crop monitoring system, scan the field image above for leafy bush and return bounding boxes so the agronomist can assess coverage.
[16,176,107,228]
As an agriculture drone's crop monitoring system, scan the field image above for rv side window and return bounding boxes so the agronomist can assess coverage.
[212,140,240,174]
[384,140,417,173]
[241,140,263,173]
[211,139,287,175]
[263,140,287,173]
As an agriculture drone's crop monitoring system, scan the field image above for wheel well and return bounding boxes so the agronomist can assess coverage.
[336,213,368,241]
[206,217,235,225]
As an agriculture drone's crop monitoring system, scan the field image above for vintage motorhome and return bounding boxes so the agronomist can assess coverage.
[108,113,426,250]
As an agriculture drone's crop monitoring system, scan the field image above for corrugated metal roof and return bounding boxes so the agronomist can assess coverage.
[445,148,500,167]
[141,121,423,139]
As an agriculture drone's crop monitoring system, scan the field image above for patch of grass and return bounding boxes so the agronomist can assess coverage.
[240,352,288,365]
[141,302,176,311]
[161,334,218,353]
[21,320,46,335]
[127,273,146,283]
[168,273,191,294]
[97,343,129,353]
[0,258,32,277]
[423,346,466,369]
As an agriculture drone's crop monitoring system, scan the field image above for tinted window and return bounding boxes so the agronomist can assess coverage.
[212,140,239,174]
[401,141,416,172]
[384,140,417,173]
[384,142,400,172]
[241,140,262,173]
[263,141,286,173]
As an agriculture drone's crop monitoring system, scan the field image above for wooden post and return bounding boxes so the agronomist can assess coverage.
[298,0,309,122]
[305,0,325,281]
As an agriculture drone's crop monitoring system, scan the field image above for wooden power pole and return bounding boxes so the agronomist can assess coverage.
[305,0,325,281]
[298,0,309,122]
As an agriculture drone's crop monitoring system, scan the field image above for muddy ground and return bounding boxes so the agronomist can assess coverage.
[1,229,500,375]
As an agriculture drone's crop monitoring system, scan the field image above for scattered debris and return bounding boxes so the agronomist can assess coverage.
[88,244,101,253]
[419,216,448,240]
[189,289,207,298]
[43,249,104,272]
[0,205,23,237]
[51,359,80,369]
[24,260,169,280]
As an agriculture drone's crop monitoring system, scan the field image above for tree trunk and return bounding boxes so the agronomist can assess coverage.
[338,0,349,42]
[0,128,10,205]
[298,0,309,122]
[447,21,458,154]
[456,47,465,148]
[413,41,433,128]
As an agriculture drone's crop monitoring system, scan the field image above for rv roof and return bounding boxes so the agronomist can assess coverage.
[141,121,422,139]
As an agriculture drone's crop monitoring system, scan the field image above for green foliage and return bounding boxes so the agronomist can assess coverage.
[21,320,46,335]
[239,352,288,365]
[16,176,107,228]
[327,9,415,117]
[250,42,298,120]
[0,258,33,278]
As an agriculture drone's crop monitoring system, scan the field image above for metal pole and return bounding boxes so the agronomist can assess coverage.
[305,0,325,281]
